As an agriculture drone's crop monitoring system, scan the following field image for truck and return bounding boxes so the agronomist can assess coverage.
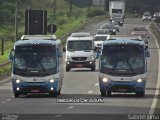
[99,35,150,97]
[9,35,64,97]
[109,0,126,25]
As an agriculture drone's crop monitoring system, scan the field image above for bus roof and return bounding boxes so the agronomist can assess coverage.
[21,35,57,40]
[15,39,58,46]
[104,35,145,45]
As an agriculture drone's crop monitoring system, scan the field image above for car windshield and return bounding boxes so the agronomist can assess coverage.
[96,30,110,34]
[102,25,115,29]
[94,36,107,41]
[101,45,144,71]
[71,33,91,37]
[67,40,92,51]
[144,13,151,16]
[111,22,119,26]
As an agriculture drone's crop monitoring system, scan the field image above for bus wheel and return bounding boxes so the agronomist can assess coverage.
[91,66,95,71]
[58,89,61,95]
[66,67,70,72]
[100,91,106,97]
[135,92,145,97]
[14,93,19,98]
[49,92,58,97]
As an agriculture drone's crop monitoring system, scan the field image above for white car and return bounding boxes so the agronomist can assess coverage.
[65,35,96,71]
[94,34,110,50]
[142,12,152,21]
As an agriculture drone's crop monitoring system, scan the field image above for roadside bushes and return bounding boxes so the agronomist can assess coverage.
[154,16,160,28]
[87,10,106,18]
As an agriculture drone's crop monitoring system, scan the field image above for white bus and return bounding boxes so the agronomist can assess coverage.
[9,35,64,97]
[99,36,150,97]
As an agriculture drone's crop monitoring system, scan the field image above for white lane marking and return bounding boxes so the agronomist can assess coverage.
[94,83,99,87]
[88,90,93,94]
[148,24,160,114]
[6,99,11,102]
[54,114,62,118]
[2,102,6,104]
[68,106,75,109]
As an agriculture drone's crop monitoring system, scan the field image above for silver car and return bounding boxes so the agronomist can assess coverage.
[142,12,152,21]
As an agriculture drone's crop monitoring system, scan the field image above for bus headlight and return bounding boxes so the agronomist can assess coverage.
[102,78,109,83]
[137,79,142,83]
[16,79,20,84]
[50,79,55,83]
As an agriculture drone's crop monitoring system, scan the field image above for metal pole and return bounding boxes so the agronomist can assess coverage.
[88,0,91,13]
[1,37,4,55]
[54,0,56,18]
[69,0,72,15]
[15,0,18,42]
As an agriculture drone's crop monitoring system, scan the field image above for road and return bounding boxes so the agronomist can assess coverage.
[0,18,159,120]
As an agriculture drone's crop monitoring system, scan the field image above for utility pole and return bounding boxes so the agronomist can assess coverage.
[88,0,91,13]
[69,0,72,15]
[53,0,56,17]
[1,37,4,55]
[15,0,18,42]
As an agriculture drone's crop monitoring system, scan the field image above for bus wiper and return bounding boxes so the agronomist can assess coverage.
[36,59,47,72]
[126,60,136,73]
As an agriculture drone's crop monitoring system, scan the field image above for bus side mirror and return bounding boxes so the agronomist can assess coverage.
[9,48,14,61]
[63,46,66,52]
[145,50,150,57]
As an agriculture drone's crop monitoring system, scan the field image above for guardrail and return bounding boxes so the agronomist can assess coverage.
[0,60,11,68]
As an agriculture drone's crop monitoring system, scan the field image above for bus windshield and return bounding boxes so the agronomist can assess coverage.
[67,40,92,51]
[101,45,145,75]
[13,45,57,76]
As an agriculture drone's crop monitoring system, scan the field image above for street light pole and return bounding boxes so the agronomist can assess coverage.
[54,0,56,17]
[69,0,72,15]
[15,0,18,42]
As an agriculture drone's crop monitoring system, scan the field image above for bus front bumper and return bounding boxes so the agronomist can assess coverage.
[99,80,146,93]
[12,80,59,94]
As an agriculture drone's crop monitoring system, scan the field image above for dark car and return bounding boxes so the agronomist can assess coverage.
[111,18,124,26]
[110,21,120,32]
[153,12,160,19]
[100,24,117,35]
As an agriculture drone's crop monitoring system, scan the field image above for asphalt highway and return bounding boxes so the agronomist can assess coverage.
[0,18,159,120]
